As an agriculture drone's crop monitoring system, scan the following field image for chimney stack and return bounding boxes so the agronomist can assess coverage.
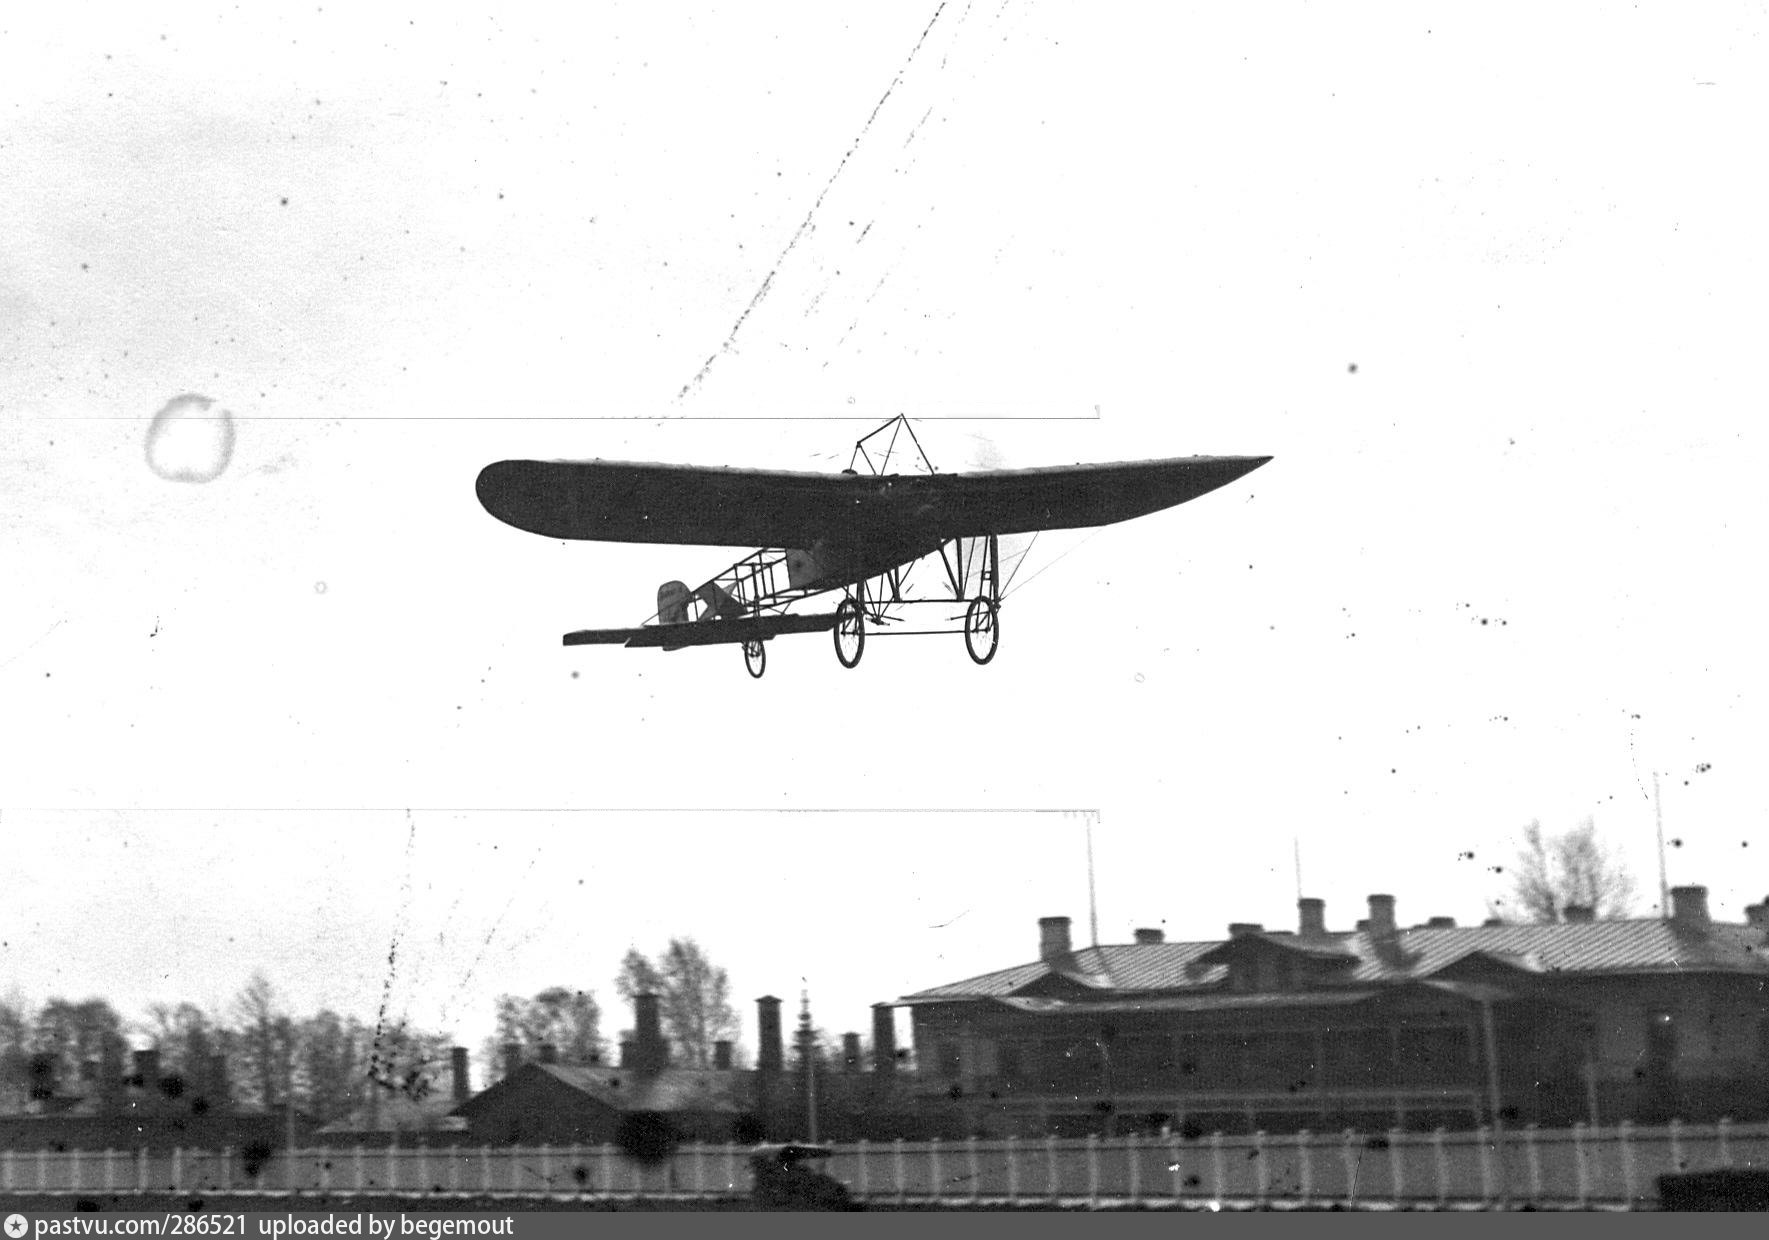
[757,996,784,1074]
[1227,922,1263,938]
[1562,904,1595,924]
[1425,916,1458,929]
[634,992,668,1074]
[1745,898,1769,930]
[501,1042,522,1081]
[537,1042,558,1066]
[451,1047,470,1105]
[1367,894,1397,939]
[619,1040,636,1068]
[1038,916,1073,963]
[842,1033,862,1074]
[133,1049,161,1091]
[871,1004,897,1075]
[1133,927,1165,945]
[1298,898,1327,939]
[1670,885,1711,931]
[713,1040,733,1071]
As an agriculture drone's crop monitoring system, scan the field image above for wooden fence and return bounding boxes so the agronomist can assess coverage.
[2,1120,1764,1208]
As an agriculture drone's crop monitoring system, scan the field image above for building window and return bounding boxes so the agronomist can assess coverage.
[1645,1010,1677,1072]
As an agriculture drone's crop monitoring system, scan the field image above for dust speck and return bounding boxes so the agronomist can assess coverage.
[146,394,235,482]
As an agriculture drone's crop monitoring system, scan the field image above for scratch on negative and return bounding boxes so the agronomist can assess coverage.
[677,1,952,401]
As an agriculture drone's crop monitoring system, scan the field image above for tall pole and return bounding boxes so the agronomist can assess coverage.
[1653,772,1670,919]
[1293,837,1303,902]
[798,989,818,1144]
[1086,817,1100,948]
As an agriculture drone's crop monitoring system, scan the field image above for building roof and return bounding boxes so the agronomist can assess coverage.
[454,1062,750,1118]
[899,916,1769,1006]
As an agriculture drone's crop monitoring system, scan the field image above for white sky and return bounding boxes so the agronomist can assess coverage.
[3,3,1767,1063]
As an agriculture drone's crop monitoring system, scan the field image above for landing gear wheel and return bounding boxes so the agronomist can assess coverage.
[743,638,766,679]
[964,597,999,665]
[834,597,865,669]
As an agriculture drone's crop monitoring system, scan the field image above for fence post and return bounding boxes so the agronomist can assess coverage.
[968,1135,981,1204]
[478,1145,490,1195]
[1340,1129,1357,1208]
[1168,1133,1181,1202]
[221,1146,233,1193]
[354,1145,365,1192]
[853,1139,867,1200]
[1524,1124,1542,1204]
[727,1142,738,1197]
[71,1148,82,1192]
[1006,1134,1019,1204]
[1572,1122,1589,1208]
[1389,1128,1404,1207]
[1047,1133,1059,1204]
[106,1148,116,1193]
[321,1147,333,1193]
[1127,1133,1141,1205]
[1253,1130,1269,1206]
[1618,1120,1638,1202]
[1210,1131,1226,1204]
[1432,1129,1448,1207]
[1,1148,10,1191]
[172,1146,182,1193]
[39,1147,48,1192]
[386,1142,396,1192]
[1669,1118,1685,1172]
[1476,1125,1494,1206]
[539,1142,551,1192]
[1087,1133,1100,1209]
[894,1137,906,1206]
[1717,1116,1733,1168]
[1298,1130,1314,1206]
[929,1137,943,1205]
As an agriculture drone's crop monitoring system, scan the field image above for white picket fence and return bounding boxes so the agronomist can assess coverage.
[1,1120,1764,1208]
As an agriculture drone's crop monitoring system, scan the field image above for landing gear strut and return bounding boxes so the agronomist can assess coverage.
[743,638,766,679]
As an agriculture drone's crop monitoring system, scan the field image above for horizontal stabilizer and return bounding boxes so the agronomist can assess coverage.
[564,612,839,651]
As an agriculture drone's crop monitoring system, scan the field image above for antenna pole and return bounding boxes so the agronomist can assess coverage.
[1086,817,1100,947]
[1654,771,1669,919]
[1293,837,1303,902]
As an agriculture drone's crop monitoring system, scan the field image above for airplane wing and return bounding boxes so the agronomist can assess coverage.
[477,455,1271,548]
[564,612,839,650]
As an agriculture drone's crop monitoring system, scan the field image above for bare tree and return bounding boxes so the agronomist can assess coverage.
[301,1010,368,1125]
[489,988,604,1072]
[230,973,298,1108]
[1511,817,1638,922]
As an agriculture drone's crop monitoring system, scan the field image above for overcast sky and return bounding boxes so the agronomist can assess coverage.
[4,3,1767,1065]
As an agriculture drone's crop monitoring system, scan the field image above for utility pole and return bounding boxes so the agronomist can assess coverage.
[1654,771,1670,919]
[1086,816,1100,947]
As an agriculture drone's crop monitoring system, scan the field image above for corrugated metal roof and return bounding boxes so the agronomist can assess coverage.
[533,1064,749,1114]
[899,918,1769,1004]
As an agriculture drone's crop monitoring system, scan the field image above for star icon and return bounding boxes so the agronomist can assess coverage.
[5,1214,29,1239]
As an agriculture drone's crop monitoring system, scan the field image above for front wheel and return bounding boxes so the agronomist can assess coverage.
[743,638,766,679]
[834,597,865,669]
[964,597,999,665]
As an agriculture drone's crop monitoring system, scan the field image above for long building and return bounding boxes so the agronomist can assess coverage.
[896,885,1769,1136]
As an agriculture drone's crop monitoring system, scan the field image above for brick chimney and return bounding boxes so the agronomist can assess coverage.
[842,1033,862,1074]
[1562,904,1595,924]
[1298,898,1327,939]
[1134,927,1165,945]
[757,996,784,1074]
[713,1040,733,1071]
[1039,916,1073,963]
[1670,885,1711,931]
[871,1003,897,1075]
[1745,898,1769,929]
[451,1047,470,1105]
[1367,894,1397,938]
[501,1042,522,1081]
[133,1048,161,1091]
[537,1042,558,1066]
[1227,922,1263,938]
[1425,916,1458,929]
[634,992,668,1074]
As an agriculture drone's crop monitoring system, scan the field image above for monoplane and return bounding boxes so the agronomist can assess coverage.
[476,418,1269,677]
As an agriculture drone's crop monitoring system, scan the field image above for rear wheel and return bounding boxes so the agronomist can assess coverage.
[964,597,998,665]
[743,639,766,679]
[834,597,865,668]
